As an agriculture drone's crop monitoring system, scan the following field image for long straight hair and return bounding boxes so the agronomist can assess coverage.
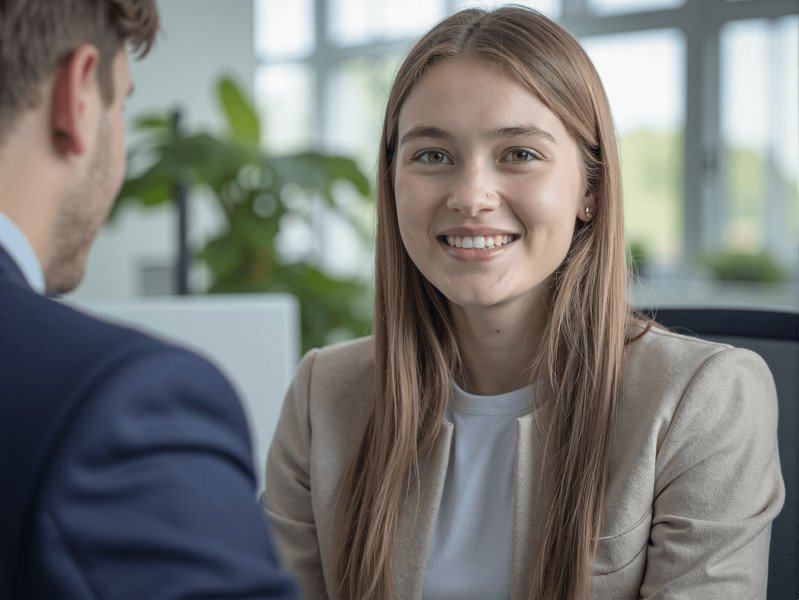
[332,7,633,599]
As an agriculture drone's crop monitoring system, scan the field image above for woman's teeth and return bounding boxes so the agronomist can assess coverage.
[445,234,515,249]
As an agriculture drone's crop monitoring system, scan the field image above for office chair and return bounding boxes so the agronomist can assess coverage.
[640,308,798,600]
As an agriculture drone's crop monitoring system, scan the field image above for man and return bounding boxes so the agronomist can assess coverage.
[0,1,297,597]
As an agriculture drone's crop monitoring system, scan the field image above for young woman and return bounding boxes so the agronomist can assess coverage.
[263,7,784,599]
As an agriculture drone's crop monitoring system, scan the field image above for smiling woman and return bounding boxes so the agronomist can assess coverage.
[262,6,784,600]
[394,57,591,331]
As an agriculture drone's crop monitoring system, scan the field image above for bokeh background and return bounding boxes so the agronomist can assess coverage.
[72,0,799,352]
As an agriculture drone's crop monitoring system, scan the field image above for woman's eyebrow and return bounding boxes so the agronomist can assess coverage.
[488,125,558,144]
[399,126,453,147]
[399,124,558,147]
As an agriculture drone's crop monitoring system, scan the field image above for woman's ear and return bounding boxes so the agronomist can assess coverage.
[577,191,596,223]
[50,44,100,156]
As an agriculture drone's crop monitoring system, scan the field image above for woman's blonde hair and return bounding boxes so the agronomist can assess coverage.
[333,6,639,598]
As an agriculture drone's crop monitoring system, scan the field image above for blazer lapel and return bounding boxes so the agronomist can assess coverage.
[394,421,453,599]
[511,412,547,598]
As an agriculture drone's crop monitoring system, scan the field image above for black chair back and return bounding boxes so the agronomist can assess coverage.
[641,308,798,600]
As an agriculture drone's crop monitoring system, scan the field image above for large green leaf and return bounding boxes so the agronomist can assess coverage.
[275,263,372,350]
[200,235,247,279]
[309,153,371,196]
[132,114,173,132]
[269,152,368,197]
[218,76,260,145]
[111,162,174,219]
[229,201,280,249]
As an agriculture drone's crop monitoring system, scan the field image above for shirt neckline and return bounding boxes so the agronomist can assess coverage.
[449,378,536,416]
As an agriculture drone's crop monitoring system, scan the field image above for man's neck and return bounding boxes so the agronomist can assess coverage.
[0,110,63,270]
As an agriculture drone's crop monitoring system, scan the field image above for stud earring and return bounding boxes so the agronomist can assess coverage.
[584,206,592,219]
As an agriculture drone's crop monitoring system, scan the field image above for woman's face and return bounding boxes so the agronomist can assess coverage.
[393,57,592,314]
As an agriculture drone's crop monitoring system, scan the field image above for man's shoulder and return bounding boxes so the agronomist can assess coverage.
[1,278,157,359]
[1,280,226,375]
[0,284,249,593]
[0,279,236,439]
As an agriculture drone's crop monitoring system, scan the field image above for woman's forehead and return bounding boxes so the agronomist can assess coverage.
[396,57,569,145]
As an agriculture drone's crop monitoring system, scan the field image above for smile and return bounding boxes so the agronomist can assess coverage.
[441,234,519,249]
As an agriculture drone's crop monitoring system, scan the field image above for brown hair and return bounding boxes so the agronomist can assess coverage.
[0,0,159,141]
[333,6,643,599]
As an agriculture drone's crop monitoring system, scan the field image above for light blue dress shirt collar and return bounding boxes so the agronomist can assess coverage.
[0,211,46,294]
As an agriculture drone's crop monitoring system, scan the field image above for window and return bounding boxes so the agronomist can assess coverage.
[582,29,685,266]
[257,64,313,152]
[588,0,684,16]
[458,0,560,19]
[720,16,798,267]
[324,55,400,169]
[255,0,314,59]
[328,0,447,45]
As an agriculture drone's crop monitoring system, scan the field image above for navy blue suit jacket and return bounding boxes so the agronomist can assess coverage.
[0,246,297,598]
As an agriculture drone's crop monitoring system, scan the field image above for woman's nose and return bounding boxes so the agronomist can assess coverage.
[445,167,500,217]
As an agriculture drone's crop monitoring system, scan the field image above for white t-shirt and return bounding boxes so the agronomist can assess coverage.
[423,380,535,600]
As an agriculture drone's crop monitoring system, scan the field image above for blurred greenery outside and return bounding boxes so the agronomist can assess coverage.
[619,130,797,282]
[116,62,797,351]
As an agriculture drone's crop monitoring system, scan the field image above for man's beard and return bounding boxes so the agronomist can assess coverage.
[45,117,116,295]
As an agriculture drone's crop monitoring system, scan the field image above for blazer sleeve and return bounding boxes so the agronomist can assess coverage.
[639,347,785,599]
[30,346,298,600]
[262,349,329,599]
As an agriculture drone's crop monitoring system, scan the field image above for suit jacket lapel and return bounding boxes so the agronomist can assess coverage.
[391,404,545,599]
[394,421,453,599]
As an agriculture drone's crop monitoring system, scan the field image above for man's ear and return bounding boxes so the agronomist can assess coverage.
[50,44,101,156]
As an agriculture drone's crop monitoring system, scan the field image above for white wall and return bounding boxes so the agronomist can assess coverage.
[72,0,256,302]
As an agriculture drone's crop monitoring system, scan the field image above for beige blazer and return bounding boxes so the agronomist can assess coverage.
[263,327,784,599]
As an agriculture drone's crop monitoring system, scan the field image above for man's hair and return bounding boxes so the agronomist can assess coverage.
[0,0,159,141]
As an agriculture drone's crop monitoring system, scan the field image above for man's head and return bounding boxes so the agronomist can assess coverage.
[0,0,159,293]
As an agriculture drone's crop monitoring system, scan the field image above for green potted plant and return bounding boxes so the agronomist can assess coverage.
[114,76,373,352]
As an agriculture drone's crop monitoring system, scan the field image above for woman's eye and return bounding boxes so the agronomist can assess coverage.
[415,150,452,165]
[502,148,540,162]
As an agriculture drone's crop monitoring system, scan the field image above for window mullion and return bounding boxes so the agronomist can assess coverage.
[314,0,332,151]
[765,18,791,265]
[700,21,723,257]
[682,1,721,264]
[313,0,332,265]
[562,0,589,20]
